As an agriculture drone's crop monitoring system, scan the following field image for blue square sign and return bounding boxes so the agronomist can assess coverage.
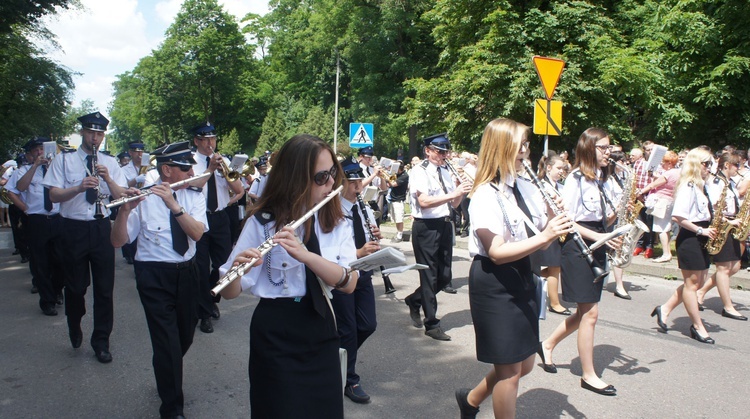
[349,123,374,148]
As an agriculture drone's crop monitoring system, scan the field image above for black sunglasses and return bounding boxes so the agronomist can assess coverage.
[314,165,338,186]
[168,164,192,172]
[701,160,712,168]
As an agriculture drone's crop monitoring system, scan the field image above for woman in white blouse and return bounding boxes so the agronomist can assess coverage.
[219,134,358,418]
[455,118,571,418]
[651,147,717,343]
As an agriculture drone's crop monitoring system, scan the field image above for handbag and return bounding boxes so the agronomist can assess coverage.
[317,276,347,393]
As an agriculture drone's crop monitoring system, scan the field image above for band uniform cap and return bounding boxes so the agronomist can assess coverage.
[77,112,109,132]
[192,122,217,137]
[128,141,145,150]
[154,141,196,166]
[342,156,365,180]
[23,136,49,151]
[357,146,374,156]
[254,155,268,168]
[117,151,130,159]
[423,133,451,151]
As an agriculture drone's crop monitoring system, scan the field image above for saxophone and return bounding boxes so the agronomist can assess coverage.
[705,176,732,255]
[608,159,649,268]
[731,192,750,241]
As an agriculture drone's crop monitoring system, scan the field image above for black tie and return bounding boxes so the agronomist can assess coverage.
[511,183,535,237]
[206,156,218,212]
[351,203,367,248]
[702,185,714,219]
[42,166,52,212]
[85,155,97,204]
[304,217,327,318]
[437,167,449,194]
[170,193,189,256]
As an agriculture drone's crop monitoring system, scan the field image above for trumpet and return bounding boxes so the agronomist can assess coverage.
[211,148,240,182]
[443,158,474,183]
[211,185,344,296]
[105,172,211,209]
[521,160,609,283]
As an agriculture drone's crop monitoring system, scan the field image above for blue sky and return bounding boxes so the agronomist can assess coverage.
[38,0,269,117]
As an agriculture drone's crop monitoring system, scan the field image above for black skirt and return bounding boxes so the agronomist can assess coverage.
[469,255,540,365]
[676,221,710,270]
[249,295,343,419]
[712,236,742,263]
[536,239,561,267]
[561,221,608,304]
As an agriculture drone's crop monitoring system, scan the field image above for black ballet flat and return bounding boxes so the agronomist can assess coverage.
[536,346,557,374]
[651,306,668,331]
[721,309,748,321]
[614,290,632,300]
[580,379,617,396]
[689,326,715,344]
[698,303,705,312]
[549,306,572,316]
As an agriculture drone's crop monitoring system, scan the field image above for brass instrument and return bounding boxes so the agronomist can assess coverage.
[105,172,212,209]
[0,187,13,205]
[521,160,609,282]
[355,192,396,294]
[731,191,750,241]
[608,159,650,268]
[706,176,732,255]
[211,185,344,296]
[211,148,240,182]
[241,163,254,178]
[444,159,474,183]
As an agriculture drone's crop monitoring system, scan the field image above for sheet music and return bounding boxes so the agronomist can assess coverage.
[389,161,400,176]
[382,263,428,274]
[43,142,57,160]
[379,157,392,168]
[141,152,150,167]
[349,247,406,272]
[646,145,667,172]
[230,154,248,171]
[362,185,379,202]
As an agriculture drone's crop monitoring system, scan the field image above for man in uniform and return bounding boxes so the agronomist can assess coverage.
[404,133,471,341]
[120,141,149,264]
[247,155,269,203]
[117,151,130,167]
[357,146,387,222]
[334,156,380,404]
[190,122,244,333]
[111,141,207,419]
[43,111,128,363]
[6,137,63,314]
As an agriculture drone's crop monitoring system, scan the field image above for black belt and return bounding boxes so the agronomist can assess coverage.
[414,216,452,223]
[28,213,61,220]
[206,209,226,215]
[135,258,195,270]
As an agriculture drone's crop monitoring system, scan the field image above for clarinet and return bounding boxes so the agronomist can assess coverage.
[211,185,343,296]
[356,192,396,294]
[521,160,609,283]
[91,151,105,219]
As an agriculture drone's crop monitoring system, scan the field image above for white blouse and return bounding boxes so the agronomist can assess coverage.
[671,182,711,222]
[561,169,619,223]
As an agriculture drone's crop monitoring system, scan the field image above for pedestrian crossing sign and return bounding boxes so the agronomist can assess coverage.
[349,123,374,148]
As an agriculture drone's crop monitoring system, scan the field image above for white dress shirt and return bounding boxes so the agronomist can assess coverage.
[561,169,619,223]
[409,161,455,219]
[249,174,268,200]
[6,164,60,215]
[42,149,126,221]
[193,150,232,212]
[671,182,711,222]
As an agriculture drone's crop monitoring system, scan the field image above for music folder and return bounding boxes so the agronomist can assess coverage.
[230,154,248,171]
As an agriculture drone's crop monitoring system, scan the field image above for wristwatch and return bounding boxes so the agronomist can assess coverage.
[696,227,703,236]
[174,207,186,218]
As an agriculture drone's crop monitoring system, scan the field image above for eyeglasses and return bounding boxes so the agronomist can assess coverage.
[168,164,192,172]
[595,145,614,152]
[314,165,338,186]
[520,141,530,151]
[701,160,712,168]
[429,146,449,155]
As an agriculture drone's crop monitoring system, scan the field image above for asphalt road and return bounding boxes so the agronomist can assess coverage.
[1,232,748,418]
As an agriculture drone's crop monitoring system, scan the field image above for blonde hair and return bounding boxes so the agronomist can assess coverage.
[675,147,711,192]
[470,118,528,197]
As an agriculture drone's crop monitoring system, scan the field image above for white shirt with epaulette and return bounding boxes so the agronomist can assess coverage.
[409,160,455,219]
[561,169,619,223]
[672,181,711,222]
[193,150,233,212]
[6,164,60,215]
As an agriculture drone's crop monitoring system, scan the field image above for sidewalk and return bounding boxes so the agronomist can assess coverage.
[377,221,750,291]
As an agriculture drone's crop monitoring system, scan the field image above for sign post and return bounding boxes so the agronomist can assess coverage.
[532,56,565,156]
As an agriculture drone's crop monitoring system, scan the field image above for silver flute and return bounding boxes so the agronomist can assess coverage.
[105,172,211,209]
[211,185,344,296]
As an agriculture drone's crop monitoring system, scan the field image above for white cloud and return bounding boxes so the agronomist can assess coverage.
[154,0,182,25]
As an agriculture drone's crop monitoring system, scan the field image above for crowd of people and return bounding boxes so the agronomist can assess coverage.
[2,110,749,418]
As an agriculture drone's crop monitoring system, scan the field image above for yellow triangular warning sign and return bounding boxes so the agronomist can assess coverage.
[533,56,565,100]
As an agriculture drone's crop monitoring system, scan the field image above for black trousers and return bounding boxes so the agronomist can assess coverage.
[406,218,454,329]
[121,239,137,262]
[27,214,64,311]
[196,210,232,320]
[134,260,199,417]
[9,204,29,259]
[459,196,471,232]
[636,206,654,248]
[226,205,241,245]
[331,272,377,386]
[61,218,115,351]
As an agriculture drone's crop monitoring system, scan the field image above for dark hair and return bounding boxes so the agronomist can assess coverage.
[573,127,612,181]
[250,134,344,238]
[537,154,562,179]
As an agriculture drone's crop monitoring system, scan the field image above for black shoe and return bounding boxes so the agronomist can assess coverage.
[455,388,480,419]
[161,415,186,419]
[125,257,134,265]
[614,290,632,300]
[344,383,371,404]
[69,325,83,349]
[689,326,715,344]
[405,299,422,328]
[443,285,458,294]
[21,257,29,263]
[199,318,214,333]
[30,286,38,294]
[41,306,58,316]
[12,249,20,255]
[536,346,557,374]
[580,379,616,396]
[211,303,221,320]
[651,306,668,331]
[549,306,572,316]
[56,293,64,306]
[425,327,451,341]
[698,303,705,311]
[721,309,748,321]
[95,349,113,363]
